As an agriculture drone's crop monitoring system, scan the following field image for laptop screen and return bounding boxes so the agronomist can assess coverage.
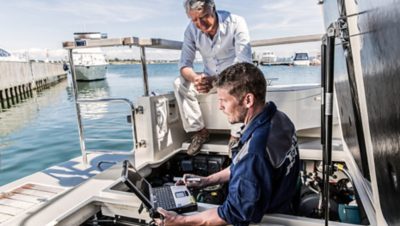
[126,167,151,200]
[122,160,153,207]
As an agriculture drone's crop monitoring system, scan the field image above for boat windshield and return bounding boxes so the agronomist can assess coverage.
[294,53,309,60]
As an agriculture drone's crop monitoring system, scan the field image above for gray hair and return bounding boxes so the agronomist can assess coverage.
[183,0,215,15]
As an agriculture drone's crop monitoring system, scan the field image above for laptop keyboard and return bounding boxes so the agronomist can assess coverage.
[153,187,176,209]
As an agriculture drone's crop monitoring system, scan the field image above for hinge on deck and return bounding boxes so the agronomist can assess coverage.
[135,106,144,114]
[136,140,147,148]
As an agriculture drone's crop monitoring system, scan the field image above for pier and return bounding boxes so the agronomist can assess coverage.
[0,61,67,104]
[257,61,293,66]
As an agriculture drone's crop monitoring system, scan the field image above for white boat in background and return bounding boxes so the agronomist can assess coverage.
[72,32,108,81]
[260,51,277,65]
[293,52,310,66]
[73,48,108,81]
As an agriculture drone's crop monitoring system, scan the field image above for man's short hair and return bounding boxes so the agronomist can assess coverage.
[216,62,266,104]
[183,0,215,15]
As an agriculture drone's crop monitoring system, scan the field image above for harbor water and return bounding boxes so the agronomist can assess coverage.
[0,64,320,186]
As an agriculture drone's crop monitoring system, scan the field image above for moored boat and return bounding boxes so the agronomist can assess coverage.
[293,52,310,66]
[260,51,277,65]
[72,32,108,81]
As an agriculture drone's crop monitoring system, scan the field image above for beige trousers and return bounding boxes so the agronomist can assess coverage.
[173,76,242,136]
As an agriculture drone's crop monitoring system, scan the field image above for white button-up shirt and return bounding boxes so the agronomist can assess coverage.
[179,10,252,77]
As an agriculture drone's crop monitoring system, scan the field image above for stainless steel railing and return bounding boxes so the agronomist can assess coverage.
[76,98,137,164]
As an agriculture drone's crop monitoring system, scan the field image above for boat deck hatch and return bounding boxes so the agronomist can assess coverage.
[0,183,65,224]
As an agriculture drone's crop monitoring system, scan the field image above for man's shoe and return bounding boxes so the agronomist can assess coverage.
[187,130,210,156]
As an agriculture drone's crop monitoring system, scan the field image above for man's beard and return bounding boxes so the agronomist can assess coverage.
[230,105,248,124]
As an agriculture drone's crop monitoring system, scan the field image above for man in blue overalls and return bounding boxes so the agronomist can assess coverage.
[157,62,300,226]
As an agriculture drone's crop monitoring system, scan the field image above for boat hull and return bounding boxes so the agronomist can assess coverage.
[355,1,400,225]
[293,60,310,66]
[75,64,107,81]
[323,0,400,224]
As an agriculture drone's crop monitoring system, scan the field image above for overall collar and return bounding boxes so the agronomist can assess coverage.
[239,101,277,143]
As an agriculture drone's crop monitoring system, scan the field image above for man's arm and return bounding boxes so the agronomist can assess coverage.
[233,16,252,63]
[157,207,227,226]
[179,25,197,83]
[204,166,231,186]
[179,25,214,93]
[180,66,200,83]
[178,166,231,188]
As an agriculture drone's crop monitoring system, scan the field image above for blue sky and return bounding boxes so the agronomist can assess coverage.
[0,0,324,60]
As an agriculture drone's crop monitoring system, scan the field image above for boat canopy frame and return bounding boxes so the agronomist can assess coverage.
[62,34,323,164]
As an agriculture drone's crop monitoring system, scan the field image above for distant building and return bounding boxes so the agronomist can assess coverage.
[0,48,26,62]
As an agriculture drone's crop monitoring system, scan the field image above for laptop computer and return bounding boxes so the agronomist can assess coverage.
[121,160,198,216]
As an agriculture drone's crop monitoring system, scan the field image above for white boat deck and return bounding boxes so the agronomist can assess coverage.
[0,153,132,225]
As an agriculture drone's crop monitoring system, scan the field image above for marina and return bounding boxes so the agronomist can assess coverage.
[0,0,400,226]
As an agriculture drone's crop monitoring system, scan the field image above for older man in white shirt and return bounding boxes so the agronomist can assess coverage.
[174,0,252,156]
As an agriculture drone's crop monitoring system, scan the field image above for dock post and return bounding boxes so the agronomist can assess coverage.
[5,88,10,100]
[10,87,14,98]
[10,90,15,105]
[0,95,4,109]
[14,87,20,103]
[22,85,26,99]
[28,83,33,97]
[18,85,23,97]
[14,86,18,98]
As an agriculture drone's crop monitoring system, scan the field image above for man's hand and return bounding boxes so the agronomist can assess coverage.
[175,174,208,189]
[154,208,179,226]
[193,74,215,93]
[155,207,227,226]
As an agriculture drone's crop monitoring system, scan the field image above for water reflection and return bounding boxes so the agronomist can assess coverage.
[74,79,133,152]
[0,81,68,138]
[77,80,110,99]
[77,80,110,120]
